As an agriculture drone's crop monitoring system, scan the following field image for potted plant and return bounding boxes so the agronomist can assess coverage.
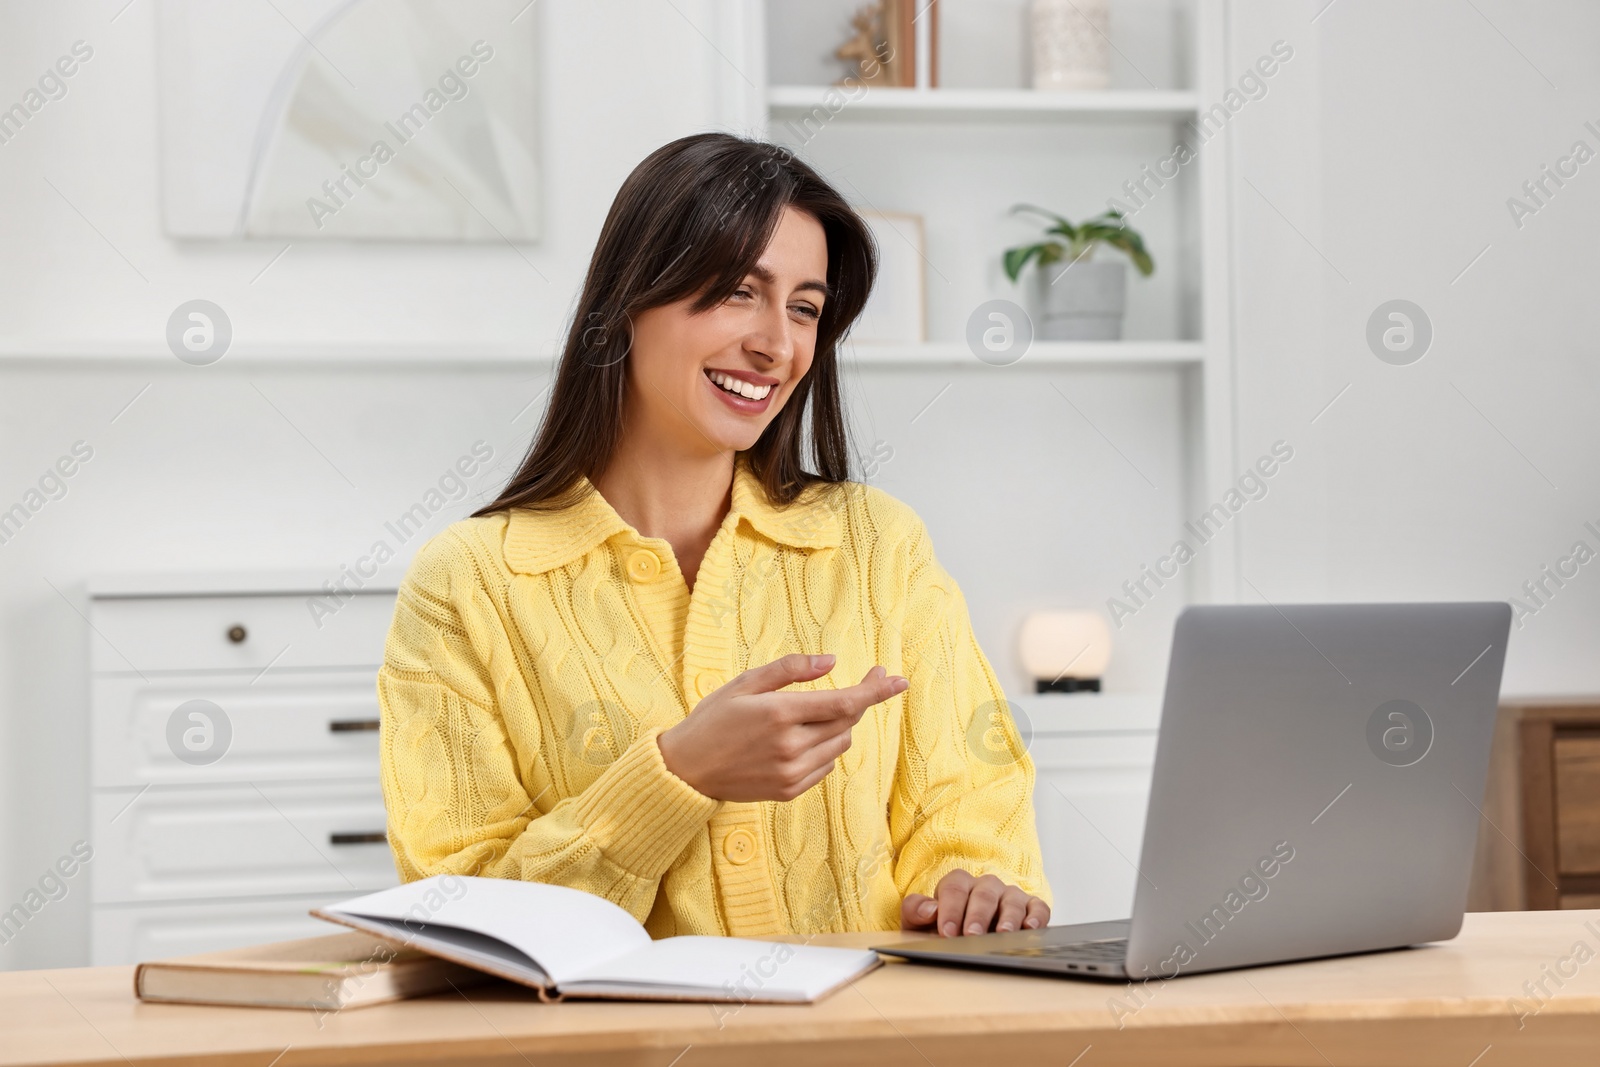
[1002,205,1154,340]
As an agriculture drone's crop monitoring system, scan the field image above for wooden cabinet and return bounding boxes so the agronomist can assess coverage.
[1519,705,1600,909]
[87,575,402,965]
[1553,736,1600,880]
[1470,702,1600,911]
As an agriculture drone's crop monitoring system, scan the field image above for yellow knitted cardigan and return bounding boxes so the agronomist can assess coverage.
[377,456,1051,938]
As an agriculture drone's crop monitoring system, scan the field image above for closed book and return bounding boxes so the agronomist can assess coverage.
[312,875,883,1004]
[133,930,486,1010]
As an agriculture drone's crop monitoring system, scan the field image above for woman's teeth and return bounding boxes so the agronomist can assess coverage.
[707,370,773,401]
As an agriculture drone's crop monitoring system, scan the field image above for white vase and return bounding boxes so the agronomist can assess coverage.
[1030,0,1111,91]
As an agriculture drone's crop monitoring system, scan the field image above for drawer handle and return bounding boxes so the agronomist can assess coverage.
[227,625,248,644]
[330,831,387,846]
[329,719,381,733]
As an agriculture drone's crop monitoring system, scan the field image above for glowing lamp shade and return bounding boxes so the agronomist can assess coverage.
[1019,611,1112,693]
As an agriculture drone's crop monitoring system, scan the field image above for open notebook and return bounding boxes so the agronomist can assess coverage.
[312,875,882,1004]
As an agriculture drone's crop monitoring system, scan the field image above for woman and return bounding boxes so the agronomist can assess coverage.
[378,132,1052,940]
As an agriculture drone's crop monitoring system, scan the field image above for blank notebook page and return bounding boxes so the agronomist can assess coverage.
[565,936,875,1000]
[329,876,652,986]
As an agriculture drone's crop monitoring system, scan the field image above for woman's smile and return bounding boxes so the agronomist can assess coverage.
[703,367,778,414]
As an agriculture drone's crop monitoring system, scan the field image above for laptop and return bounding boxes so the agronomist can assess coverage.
[871,602,1513,982]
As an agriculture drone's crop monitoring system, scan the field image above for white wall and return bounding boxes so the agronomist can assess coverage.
[1226,0,1600,697]
[0,0,731,349]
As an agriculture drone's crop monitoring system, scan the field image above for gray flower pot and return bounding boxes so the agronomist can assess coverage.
[1032,259,1126,340]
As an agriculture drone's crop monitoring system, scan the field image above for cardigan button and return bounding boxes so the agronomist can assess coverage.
[626,549,661,582]
[695,670,724,699]
[723,828,756,865]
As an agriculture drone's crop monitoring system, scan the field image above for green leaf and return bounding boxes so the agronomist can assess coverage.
[1102,233,1156,275]
[1111,226,1155,275]
[1074,224,1124,242]
[1002,241,1069,281]
[1070,218,1156,276]
[1010,203,1077,241]
[1002,243,1043,283]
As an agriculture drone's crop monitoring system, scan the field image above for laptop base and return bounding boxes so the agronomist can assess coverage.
[872,919,1132,980]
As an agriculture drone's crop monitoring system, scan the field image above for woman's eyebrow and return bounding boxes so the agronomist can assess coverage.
[750,263,831,298]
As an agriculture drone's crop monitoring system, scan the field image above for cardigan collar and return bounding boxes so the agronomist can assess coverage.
[502,456,844,576]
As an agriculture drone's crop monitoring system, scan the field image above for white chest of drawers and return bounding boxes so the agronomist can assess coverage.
[87,573,403,965]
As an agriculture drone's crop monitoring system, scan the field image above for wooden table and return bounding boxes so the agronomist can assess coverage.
[6,911,1600,1066]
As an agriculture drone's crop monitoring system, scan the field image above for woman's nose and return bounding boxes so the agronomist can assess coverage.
[744,302,789,364]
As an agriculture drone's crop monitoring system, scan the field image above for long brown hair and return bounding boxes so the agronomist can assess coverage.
[474,133,877,516]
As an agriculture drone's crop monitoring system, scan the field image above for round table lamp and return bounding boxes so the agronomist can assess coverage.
[1019,610,1112,693]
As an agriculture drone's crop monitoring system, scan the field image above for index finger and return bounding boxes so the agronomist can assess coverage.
[935,870,975,937]
[775,668,907,725]
[718,652,837,698]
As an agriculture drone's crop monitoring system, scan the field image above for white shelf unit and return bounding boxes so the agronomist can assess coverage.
[767,85,1200,122]
[755,3,1236,605]
[845,340,1204,367]
[754,1,1236,600]
[755,0,1234,926]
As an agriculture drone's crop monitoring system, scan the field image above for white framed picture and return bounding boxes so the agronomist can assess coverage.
[852,211,927,343]
[156,0,540,242]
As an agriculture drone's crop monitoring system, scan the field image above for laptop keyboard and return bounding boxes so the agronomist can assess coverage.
[991,938,1128,961]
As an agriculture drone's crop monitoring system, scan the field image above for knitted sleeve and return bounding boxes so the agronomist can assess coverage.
[376,529,722,923]
[884,509,1054,910]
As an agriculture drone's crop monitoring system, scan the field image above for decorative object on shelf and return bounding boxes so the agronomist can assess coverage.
[852,211,927,343]
[835,0,918,88]
[1029,0,1111,90]
[835,4,890,87]
[1019,610,1112,693]
[1002,204,1153,341]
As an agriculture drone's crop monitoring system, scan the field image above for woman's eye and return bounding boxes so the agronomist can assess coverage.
[791,304,820,321]
[730,288,753,301]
